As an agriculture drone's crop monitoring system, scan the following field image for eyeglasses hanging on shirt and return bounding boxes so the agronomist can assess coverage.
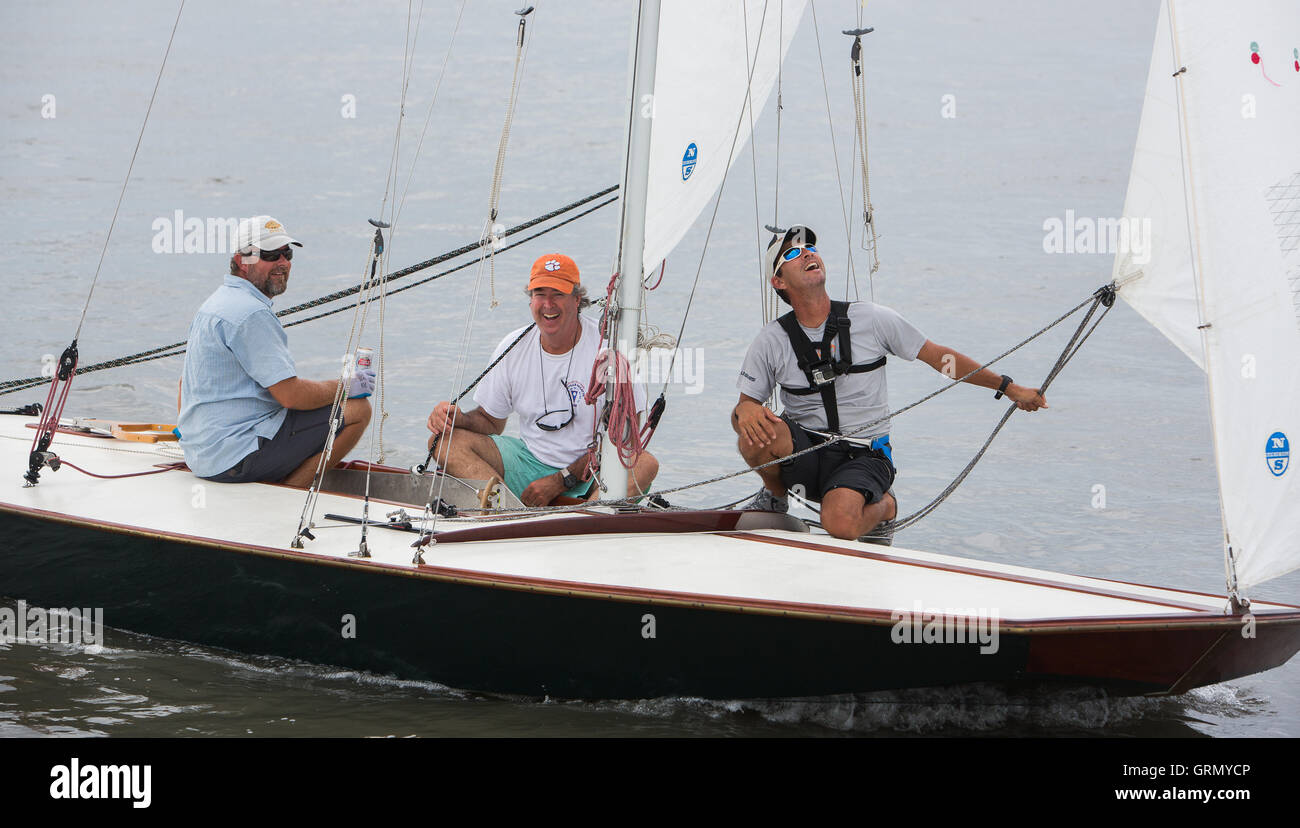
[536,378,576,431]
[536,327,579,432]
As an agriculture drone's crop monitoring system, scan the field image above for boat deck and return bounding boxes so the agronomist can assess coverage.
[2,417,1295,629]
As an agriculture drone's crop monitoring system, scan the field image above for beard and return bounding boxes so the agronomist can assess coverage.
[262,270,289,298]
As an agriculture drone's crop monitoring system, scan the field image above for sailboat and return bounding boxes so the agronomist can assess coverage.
[1,0,1298,700]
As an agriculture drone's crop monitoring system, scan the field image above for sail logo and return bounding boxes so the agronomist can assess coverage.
[1042,210,1151,264]
[1265,431,1289,477]
[681,142,698,180]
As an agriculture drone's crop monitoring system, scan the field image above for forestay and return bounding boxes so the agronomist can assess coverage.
[1115,0,1300,590]
[636,0,806,275]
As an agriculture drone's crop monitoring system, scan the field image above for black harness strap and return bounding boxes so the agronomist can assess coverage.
[777,300,886,433]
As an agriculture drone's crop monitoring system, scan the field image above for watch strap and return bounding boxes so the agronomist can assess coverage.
[995,374,1013,400]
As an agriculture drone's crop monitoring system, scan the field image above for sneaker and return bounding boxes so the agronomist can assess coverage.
[859,521,894,547]
[745,488,788,513]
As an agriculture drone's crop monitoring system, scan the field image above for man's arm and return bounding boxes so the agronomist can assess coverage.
[426,401,507,437]
[916,340,1047,411]
[732,393,784,447]
[267,377,344,411]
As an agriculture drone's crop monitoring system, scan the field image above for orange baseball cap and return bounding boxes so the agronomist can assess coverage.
[528,254,580,293]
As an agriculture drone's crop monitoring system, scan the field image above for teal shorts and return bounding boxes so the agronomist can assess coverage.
[490,435,595,500]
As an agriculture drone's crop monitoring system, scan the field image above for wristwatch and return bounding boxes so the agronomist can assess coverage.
[560,470,579,490]
[995,375,1013,400]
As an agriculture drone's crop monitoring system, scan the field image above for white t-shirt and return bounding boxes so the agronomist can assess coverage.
[475,314,647,468]
[736,301,927,436]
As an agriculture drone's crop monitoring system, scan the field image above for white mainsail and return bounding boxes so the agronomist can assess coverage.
[637,0,806,275]
[1116,0,1300,591]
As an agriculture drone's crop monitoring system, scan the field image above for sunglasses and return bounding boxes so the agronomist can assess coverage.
[256,247,294,262]
[536,379,576,432]
[781,243,817,262]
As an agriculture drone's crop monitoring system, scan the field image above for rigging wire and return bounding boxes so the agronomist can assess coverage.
[0,187,619,397]
[23,0,186,487]
[479,285,1116,516]
[846,26,880,285]
[863,286,1116,539]
[411,6,539,552]
[742,2,769,329]
[76,0,186,340]
[660,0,773,396]
[808,1,862,302]
[392,0,469,234]
[485,5,537,309]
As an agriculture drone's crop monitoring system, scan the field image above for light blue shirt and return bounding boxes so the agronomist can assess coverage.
[178,275,297,477]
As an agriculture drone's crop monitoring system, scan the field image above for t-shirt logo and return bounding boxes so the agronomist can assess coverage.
[544,259,561,272]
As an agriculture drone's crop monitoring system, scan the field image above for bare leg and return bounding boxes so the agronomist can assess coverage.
[735,419,793,496]
[282,398,372,488]
[819,488,897,541]
[628,451,660,498]
[429,427,505,481]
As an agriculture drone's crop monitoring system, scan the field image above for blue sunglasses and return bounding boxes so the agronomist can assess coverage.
[781,244,817,261]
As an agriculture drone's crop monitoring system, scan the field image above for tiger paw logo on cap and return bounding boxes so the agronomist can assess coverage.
[544,259,561,272]
[264,220,283,232]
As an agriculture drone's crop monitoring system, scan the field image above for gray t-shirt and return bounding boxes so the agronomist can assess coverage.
[736,302,927,436]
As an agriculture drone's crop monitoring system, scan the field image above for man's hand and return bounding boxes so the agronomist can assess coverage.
[1006,384,1048,412]
[426,401,458,436]
[521,472,565,507]
[733,398,783,448]
[348,366,376,399]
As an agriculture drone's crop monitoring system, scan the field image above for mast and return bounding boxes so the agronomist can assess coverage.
[602,0,660,499]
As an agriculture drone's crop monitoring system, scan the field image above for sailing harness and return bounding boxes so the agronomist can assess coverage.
[776,300,885,435]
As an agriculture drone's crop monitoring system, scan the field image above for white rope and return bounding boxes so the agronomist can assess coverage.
[848,28,880,288]
[486,8,537,309]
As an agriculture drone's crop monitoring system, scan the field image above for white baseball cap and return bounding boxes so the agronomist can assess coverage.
[764,224,817,281]
[235,215,303,252]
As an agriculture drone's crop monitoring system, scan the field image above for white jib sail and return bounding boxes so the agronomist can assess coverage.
[1116,0,1300,591]
[638,0,806,275]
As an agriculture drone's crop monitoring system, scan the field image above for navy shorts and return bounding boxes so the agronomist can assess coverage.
[778,413,895,505]
[203,405,342,484]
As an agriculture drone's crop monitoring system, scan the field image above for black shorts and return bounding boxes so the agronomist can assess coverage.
[203,405,342,484]
[778,413,895,505]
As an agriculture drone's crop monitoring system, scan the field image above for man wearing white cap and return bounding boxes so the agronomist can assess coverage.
[177,215,373,488]
[733,225,1047,543]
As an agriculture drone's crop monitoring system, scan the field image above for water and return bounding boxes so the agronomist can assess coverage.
[1,0,1297,737]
